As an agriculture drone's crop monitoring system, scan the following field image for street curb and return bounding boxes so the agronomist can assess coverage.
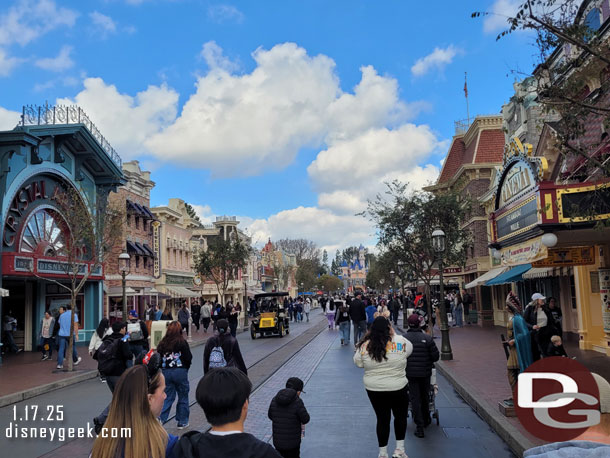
[0,334,212,409]
[435,360,535,458]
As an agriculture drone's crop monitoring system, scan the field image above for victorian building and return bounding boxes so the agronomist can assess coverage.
[425,115,505,325]
[259,239,297,297]
[0,105,124,352]
[105,161,158,321]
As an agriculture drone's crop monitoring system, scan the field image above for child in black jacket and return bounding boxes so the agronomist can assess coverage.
[268,377,310,458]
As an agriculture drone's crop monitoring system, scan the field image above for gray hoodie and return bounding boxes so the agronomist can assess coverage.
[524,441,610,457]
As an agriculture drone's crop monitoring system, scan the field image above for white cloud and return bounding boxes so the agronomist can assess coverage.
[411,45,461,77]
[146,43,430,177]
[57,77,179,159]
[190,204,215,225]
[0,48,24,76]
[208,4,245,24]
[0,106,21,130]
[35,45,74,72]
[89,11,117,37]
[0,0,78,47]
[483,0,520,34]
[200,41,239,72]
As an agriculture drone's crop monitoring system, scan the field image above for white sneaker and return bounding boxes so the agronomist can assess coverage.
[392,450,409,458]
[378,452,389,458]
[74,356,82,366]
[56,364,63,369]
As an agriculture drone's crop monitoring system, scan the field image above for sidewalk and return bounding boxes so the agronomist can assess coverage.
[430,323,610,457]
[0,326,214,408]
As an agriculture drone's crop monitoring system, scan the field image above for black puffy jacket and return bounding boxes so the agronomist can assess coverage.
[267,388,310,450]
[404,329,439,378]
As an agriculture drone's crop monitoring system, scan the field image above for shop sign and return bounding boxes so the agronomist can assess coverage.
[166,274,194,285]
[533,246,596,267]
[465,263,478,272]
[151,221,161,278]
[499,236,548,267]
[38,259,87,275]
[495,196,540,242]
[499,161,537,208]
[599,269,610,333]
[15,256,33,272]
[443,267,462,274]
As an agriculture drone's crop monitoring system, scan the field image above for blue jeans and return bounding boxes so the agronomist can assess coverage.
[353,320,367,345]
[57,336,78,367]
[127,343,145,367]
[160,368,190,424]
[454,305,464,327]
[339,321,350,343]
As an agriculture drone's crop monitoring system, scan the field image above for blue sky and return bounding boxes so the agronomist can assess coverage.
[0,0,535,252]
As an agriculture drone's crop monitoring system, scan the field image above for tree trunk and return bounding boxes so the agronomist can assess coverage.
[67,292,76,371]
[425,282,434,338]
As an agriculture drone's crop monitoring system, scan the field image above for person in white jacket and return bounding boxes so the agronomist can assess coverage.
[88,318,112,356]
[354,316,413,458]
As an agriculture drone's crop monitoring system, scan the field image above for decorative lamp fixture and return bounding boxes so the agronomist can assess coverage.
[432,228,446,253]
[541,233,558,248]
[118,252,131,274]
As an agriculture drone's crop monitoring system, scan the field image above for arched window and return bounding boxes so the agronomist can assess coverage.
[20,208,68,257]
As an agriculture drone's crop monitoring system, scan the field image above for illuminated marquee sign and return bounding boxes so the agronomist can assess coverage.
[495,196,540,242]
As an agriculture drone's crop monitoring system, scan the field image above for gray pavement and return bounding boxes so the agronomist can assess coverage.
[0,309,326,457]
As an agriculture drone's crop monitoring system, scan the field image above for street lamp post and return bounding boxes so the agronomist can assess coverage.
[432,228,452,360]
[389,270,395,296]
[300,282,304,297]
[119,252,131,322]
[379,278,385,294]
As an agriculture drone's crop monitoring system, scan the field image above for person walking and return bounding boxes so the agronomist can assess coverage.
[89,318,111,379]
[336,300,351,346]
[453,292,464,327]
[268,377,310,458]
[178,302,190,331]
[201,301,212,333]
[161,305,173,321]
[228,303,239,337]
[127,310,149,367]
[349,292,367,347]
[191,301,201,332]
[3,311,21,354]
[92,321,134,433]
[56,306,81,369]
[354,316,413,458]
[39,311,55,360]
[366,301,377,330]
[157,321,193,429]
[524,293,557,359]
[462,290,473,324]
[324,297,336,329]
[547,297,563,338]
[203,319,247,375]
[404,314,439,438]
[303,299,311,322]
[91,358,179,458]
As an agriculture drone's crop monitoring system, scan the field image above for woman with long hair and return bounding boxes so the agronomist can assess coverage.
[325,297,336,329]
[89,318,111,381]
[157,321,192,428]
[91,354,178,458]
[354,317,413,458]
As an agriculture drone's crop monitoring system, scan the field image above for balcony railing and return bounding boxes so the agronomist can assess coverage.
[21,104,122,168]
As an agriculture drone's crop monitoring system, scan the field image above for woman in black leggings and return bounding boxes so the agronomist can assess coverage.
[354,316,413,458]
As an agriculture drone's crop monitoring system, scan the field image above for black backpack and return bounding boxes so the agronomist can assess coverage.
[94,336,122,375]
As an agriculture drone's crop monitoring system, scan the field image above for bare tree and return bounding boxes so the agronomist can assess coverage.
[274,239,321,264]
[32,186,125,371]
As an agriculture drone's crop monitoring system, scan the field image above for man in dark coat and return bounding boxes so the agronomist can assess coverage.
[404,314,440,439]
[268,377,310,458]
[348,292,367,347]
[191,301,201,332]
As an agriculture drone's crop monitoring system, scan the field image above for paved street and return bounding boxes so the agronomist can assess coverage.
[0,310,326,457]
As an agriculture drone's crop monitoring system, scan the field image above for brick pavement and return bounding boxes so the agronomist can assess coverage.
[432,323,610,456]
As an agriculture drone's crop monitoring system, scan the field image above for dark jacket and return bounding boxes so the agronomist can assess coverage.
[523,303,557,333]
[335,306,351,324]
[547,342,568,357]
[175,431,281,458]
[100,332,133,377]
[349,299,366,323]
[127,319,149,347]
[203,334,247,375]
[268,388,310,450]
[158,339,193,370]
[404,328,439,378]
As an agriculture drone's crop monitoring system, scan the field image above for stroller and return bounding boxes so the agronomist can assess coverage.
[408,366,440,426]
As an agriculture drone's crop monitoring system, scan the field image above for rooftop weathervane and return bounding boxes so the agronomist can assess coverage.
[21,103,122,168]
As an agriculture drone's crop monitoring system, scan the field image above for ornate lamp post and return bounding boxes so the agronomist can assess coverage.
[432,228,452,360]
[379,278,385,294]
[299,282,304,296]
[389,270,395,296]
[119,252,131,322]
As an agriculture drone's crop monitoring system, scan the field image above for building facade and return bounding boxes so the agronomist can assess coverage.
[339,245,369,293]
[0,105,123,352]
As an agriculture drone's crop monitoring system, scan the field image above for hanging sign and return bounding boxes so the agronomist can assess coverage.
[151,220,161,278]
[499,236,548,267]
[532,246,596,267]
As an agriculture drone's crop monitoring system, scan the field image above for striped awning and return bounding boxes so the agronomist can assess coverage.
[522,266,573,279]
[164,286,200,298]
[464,267,508,289]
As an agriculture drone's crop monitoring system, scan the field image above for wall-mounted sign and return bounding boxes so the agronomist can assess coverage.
[443,267,463,274]
[495,196,540,242]
[599,269,610,334]
[151,220,161,278]
[499,162,537,208]
[465,263,478,273]
[557,183,610,223]
[193,275,202,286]
[499,236,548,267]
[533,246,596,267]
[166,274,194,285]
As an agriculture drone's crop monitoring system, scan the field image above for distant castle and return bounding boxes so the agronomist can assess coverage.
[339,245,368,292]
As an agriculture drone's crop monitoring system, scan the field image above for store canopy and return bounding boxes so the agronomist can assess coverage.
[164,286,200,298]
[135,242,153,257]
[486,264,532,286]
[142,243,155,257]
[522,266,572,279]
[464,267,508,289]
[126,240,146,256]
[247,288,266,296]
[106,286,138,296]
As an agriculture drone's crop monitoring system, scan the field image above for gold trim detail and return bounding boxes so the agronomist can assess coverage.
[556,183,610,223]
[544,193,554,220]
[496,195,540,243]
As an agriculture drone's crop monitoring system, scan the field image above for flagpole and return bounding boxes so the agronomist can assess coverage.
[465,72,470,125]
